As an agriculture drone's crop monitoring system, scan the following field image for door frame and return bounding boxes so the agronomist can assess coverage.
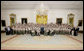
[56,18,63,24]
[21,18,27,24]
[10,13,16,26]
[69,17,74,27]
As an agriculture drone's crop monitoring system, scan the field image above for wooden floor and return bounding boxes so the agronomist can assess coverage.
[1,33,83,50]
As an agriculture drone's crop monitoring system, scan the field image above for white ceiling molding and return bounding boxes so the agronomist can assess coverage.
[1,1,83,10]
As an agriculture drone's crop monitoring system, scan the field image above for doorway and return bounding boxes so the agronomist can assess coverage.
[56,18,62,24]
[78,20,83,26]
[21,18,27,24]
[1,20,6,27]
[69,17,74,27]
[10,13,16,26]
[68,13,74,27]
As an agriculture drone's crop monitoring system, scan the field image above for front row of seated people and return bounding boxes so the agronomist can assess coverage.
[5,23,79,36]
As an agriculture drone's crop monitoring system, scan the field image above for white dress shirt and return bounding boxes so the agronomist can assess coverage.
[7,27,10,31]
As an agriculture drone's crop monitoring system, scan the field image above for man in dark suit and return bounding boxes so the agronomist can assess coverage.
[48,30,51,35]
[71,26,79,36]
[74,26,79,36]
[5,27,9,35]
[70,27,75,34]
[10,27,13,35]
[5,26,10,35]
[5,26,13,35]
[40,26,44,35]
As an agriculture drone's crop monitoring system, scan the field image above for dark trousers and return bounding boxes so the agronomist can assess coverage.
[10,30,13,35]
[40,31,44,34]
[74,31,78,36]
[6,31,10,35]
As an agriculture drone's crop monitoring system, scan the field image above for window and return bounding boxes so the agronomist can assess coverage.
[78,20,82,26]
[56,18,62,24]
[1,20,6,27]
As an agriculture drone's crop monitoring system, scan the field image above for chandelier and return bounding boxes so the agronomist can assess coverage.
[36,2,48,15]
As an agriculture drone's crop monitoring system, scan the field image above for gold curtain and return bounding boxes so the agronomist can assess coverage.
[10,13,16,26]
[69,18,74,27]
[10,17,15,26]
[36,14,47,24]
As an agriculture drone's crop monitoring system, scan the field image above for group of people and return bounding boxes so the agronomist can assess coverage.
[5,26,13,35]
[5,23,79,36]
[70,26,79,36]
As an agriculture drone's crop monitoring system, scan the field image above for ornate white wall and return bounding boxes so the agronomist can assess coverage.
[1,9,83,31]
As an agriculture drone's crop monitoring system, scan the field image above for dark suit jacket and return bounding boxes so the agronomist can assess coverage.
[40,27,44,34]
[76,28,79,31]
[41,27,44,32]
[5,27,13,34]
[74,27,79,36]
[5,28,8,32]
[5,27,10,34]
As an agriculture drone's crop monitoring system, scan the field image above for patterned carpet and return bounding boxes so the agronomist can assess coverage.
[1,33,83,50]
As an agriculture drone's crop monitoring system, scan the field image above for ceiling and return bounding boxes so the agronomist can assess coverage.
[1,1,83,10]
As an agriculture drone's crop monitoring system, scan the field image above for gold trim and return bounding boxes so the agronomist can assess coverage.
[10,13,16,26]
[67,13,74,27]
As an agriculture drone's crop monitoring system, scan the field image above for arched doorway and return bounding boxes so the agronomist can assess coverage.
[10,13,16,26]
[21,18,27,24]
[67,13,74,27]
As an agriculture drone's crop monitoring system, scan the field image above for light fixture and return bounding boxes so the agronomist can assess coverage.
[36,2,48,15]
